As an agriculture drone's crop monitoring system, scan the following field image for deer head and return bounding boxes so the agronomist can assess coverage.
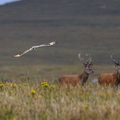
[78,53,94,74]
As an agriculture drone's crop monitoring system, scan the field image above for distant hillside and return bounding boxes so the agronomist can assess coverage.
[0,0,120,66]
[1,0,120,19]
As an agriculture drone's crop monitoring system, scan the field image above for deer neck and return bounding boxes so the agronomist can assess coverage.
[80,71,89,85]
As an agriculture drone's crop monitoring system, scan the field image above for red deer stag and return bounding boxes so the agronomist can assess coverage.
[98,55,120,86]
[59,54,94,86]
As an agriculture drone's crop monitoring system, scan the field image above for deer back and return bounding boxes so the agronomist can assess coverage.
[98,72,116,85]
[59,74,81,86]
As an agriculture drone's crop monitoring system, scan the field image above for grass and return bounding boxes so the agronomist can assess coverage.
[0,81,120,120]
[0,64,119,120]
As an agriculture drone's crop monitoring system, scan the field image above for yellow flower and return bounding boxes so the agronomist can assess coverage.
[41,81,49,88]
[0,83,4,88]
[31,89,36,96]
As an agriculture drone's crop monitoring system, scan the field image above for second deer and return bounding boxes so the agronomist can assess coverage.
[98,55,120,86]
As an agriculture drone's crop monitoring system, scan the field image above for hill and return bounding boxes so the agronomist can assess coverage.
[0,0,120,66]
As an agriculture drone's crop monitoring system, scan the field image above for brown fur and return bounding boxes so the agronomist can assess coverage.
[59,71,89,86]
[98,55,120,86]
[98,71,120,86]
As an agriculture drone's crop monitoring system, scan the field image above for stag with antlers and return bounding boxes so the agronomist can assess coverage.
[59,53,94,86]
[98,55,120,86]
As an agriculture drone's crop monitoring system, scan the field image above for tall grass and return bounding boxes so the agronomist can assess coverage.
[0,65,119,120]
[0,82,120,120]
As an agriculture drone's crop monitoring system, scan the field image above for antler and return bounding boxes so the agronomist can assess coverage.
[85,54,92,65]
[78,53,85,64]
[78,53,92,65]
[111,55,120,65]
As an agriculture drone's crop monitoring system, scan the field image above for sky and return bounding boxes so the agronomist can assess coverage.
[0,0,21,5]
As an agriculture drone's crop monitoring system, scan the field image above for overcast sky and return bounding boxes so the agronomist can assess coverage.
[0,0,21,5]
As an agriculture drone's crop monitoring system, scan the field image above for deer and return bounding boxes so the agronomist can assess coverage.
[59,53,94,86]
[98,55,120,86]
